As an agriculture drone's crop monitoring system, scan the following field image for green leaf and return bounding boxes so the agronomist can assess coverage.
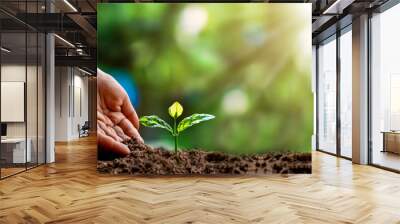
[139,115,173,133]
[168,101,183,119]
[177,114,215,133]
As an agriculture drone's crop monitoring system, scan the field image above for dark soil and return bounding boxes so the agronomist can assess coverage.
[97,139,311,175]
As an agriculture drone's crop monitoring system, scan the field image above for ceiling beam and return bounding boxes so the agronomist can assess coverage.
[322,0,356,14]
[67,13,97,46]
[55,55,96,71]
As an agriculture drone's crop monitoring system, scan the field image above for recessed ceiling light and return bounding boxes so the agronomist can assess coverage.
[1,47,11,53]
[63,0,78,12]
[54,34,75,48]
[322,0,353,15]
[78,68,93,76]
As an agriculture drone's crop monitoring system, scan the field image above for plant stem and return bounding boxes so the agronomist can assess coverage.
[174,135,178,154]
[174,117,178,153]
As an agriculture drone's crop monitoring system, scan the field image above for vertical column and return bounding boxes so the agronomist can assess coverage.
[46,33,55,163]
[336,30,341,156]
[0,20,2,179]
[54,67,74,141]
[352,14,369,164]
[312,45,317,151]
[45,1,55,163]
[315,45,320,151]
[88,76,97,133]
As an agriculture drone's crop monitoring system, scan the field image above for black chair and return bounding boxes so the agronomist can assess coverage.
[79,121,90,138]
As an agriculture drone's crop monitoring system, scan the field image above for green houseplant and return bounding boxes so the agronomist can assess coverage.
[139,101,215,153]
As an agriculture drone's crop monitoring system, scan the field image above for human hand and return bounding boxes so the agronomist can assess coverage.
[97,68,143,157]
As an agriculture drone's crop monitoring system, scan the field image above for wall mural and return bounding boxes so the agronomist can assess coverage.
[97,3,313,175]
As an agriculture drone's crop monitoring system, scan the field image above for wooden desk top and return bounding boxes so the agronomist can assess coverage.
[1,138,28,143]
[381,131,400,134]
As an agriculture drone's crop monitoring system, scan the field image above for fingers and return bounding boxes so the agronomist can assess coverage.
[113,125,131,141]
[131,126,144,143]
[118,117,144,143]
[98,68,139,129]
[98,111,114,126]
[98,120,123,142]
[122,96,140,129]
[97,68,109,83]
[97,131,130,156]
[99,110,143,144]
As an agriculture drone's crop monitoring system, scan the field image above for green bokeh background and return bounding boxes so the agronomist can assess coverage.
[98,3,313,154]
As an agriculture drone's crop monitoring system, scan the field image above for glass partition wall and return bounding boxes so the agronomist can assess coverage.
[0,30,27,177]
[316,0,400,172]
[370,3,400,171]
[316,26,352,159]
[0,4,46,179]
[317,35,337,154]
[339,27,352,159]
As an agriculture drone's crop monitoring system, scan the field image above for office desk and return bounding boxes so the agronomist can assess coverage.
[382,131,400,154]
[1,138,31,163]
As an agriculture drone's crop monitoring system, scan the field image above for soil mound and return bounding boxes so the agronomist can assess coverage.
[97,139,311,175]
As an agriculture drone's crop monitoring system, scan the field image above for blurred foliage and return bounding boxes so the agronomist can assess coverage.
[98,3,313,154]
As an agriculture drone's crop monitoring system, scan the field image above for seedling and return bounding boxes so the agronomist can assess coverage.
[139,101,215,153]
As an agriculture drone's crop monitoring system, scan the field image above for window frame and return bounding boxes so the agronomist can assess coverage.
[315,24,353,161]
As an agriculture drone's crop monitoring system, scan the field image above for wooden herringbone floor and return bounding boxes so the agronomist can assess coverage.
[1,136,400,224]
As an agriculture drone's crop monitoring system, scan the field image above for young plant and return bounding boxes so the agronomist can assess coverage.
[139,101,215,153]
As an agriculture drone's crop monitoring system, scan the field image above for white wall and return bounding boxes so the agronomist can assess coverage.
[72,73,89,138]
[1,65,35,138]
[1,64,46,164]
[54,67,89,141]
[55,67,70,141]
